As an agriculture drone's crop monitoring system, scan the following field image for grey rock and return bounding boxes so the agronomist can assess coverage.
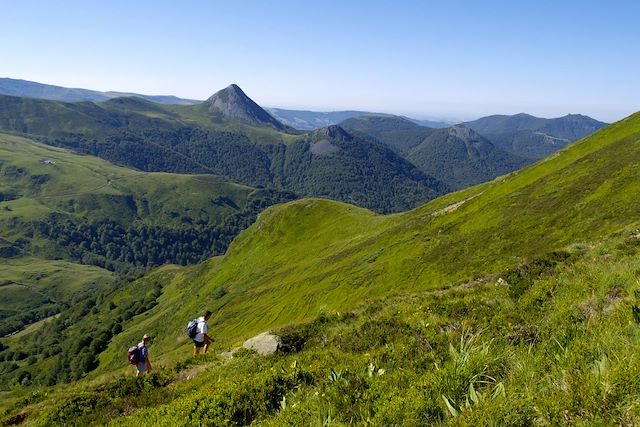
[495,278,510,287]
[242,332,281,355]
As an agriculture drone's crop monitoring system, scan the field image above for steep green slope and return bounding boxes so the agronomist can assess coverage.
[7,221,640,425]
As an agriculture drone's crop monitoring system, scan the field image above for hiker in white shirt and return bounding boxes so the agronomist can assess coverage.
[193,310,213,356]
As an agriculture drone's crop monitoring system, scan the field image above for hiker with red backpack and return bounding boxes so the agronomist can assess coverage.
[128,334,152,376]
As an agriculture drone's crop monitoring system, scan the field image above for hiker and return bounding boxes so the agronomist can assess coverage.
[193,310,213,356]
[135,334,152,377]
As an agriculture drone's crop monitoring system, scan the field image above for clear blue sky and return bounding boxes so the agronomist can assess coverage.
[1,0,638,122]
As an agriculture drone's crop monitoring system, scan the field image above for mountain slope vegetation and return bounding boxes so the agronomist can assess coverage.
[2,112,640,425]
[71,111,638,364]
[102,111,640,358]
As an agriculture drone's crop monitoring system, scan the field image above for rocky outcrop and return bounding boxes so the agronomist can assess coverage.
[242,332,281,355]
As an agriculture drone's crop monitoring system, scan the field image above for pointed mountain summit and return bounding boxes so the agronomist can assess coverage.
[203,84,285,130]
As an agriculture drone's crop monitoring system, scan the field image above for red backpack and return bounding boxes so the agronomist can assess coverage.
[127,345,141,365]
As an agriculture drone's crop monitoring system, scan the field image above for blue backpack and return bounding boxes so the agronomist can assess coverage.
[187,319,199,339]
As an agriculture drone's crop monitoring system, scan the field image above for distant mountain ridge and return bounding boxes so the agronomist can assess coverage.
[0,77,200,105]
[462,112,606,137]
[340,115,529,190]
[340,115,436,154]
[462,113,607,159]
[267,107,450,130]
[0,78,607,210]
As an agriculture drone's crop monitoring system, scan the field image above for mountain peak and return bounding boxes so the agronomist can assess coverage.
[314,125,352,141]
[203,84,285,130]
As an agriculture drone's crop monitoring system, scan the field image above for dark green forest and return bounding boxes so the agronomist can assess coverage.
[47,127,447,213]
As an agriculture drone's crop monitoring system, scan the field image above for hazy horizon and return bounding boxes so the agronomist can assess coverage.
[2,1,638,122]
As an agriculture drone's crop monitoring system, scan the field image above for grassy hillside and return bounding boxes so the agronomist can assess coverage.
[1,112,639,424]
[5,217,640,425]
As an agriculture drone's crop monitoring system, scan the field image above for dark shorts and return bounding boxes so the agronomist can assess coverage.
[193,340,205,348]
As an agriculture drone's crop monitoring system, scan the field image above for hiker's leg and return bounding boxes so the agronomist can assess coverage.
[193,340,205,355]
